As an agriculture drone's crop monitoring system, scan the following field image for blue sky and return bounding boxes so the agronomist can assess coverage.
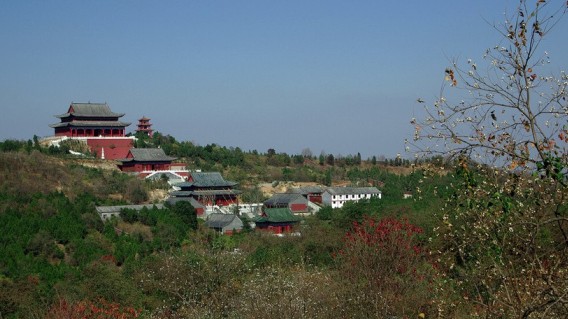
[1,1,567,158]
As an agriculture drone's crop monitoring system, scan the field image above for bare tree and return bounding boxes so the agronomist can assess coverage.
[410,1,568,317]
[301,147,313,159]
[410,0,567,175]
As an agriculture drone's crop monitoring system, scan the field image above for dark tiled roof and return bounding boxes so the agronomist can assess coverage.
[253,208,301,223]
[176,172,237,188]
[205,213,241,228]
[170,189,241,197]
[165,197,205,208]
[169,191,193,197]
[120,148,176,162]
[95,204,165,214]
[290,186,325,195]
[49,121,131,128]
[325,187,381,195]
[264,193,306,206]
[56,103,125,118]
[145,171,185,181]
[192,189,242,196]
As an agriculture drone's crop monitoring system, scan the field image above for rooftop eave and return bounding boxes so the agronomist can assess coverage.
[49,121,131,128]
[54,112,126,118]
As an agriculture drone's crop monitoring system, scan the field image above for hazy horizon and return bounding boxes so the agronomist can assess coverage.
[1,0,567,159]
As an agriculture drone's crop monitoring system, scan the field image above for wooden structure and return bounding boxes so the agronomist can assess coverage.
[290,186,325,204]
[205,213,244,235]
[118,148,176,173]
[169,172,241,207]
[264,193,309,214]
[136,116,153,137]
[50,102,130,137]
[49,102,134,159]
[253,208,301,234]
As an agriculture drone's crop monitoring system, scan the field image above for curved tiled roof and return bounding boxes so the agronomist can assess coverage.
[170,189,242,197]
[165,196,205,208]
[55,102,125,118]
[253,208,301,223]
[205,213,241,228]
[176,172,238,188]
[119,148,177,162]
[264,193,306,206]
[290,186,325,194]
[49,121,131,128]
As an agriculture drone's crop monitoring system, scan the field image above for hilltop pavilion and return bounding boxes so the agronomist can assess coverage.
[48,102,134,159]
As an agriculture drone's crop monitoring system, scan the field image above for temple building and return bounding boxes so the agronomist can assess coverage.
[289,186,325,204]
[253,208,301,234]
[168,172,241,207]
[50,102,130,137]
[136,116,153,137]
[205,213,244,235]
[118,148,177,174]
[48,102,135,159]
[263,193,309,214]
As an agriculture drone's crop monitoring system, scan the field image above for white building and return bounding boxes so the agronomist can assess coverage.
[95,204,165,221]
[322,187,382,209]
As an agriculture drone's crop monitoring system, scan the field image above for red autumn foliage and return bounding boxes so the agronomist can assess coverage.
[337,216,425,277]
[334,216,434,316]
[46,298,140,319]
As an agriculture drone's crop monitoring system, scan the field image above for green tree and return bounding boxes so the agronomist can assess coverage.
[171,201,198,231]
[267,148,276,157]
[323,168,333,186]
[326,154,335,166]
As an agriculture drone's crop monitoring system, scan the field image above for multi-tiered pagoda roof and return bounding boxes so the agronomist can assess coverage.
[50,102,130,137]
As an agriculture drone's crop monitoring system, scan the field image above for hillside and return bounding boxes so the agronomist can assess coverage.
[0,151,148,204]
[0,147,454,318]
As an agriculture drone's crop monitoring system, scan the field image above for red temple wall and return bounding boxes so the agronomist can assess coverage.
[196,197,237,207]
[120,162,173,173]
[120,165,139,173]
[55,127,126,138]
[257,225,293,234]
[215,198,238,206]
[86,138,133,160]
[290,203,308,213]
[307,194,322,204]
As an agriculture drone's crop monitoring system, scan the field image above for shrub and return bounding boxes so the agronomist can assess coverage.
[335,216,434,318]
